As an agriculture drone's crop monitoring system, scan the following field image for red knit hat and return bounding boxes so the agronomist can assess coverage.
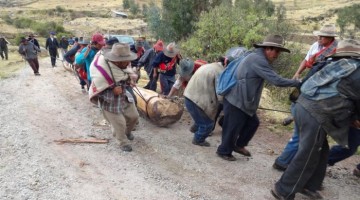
[92,33,105,46]
[153,39,164,51]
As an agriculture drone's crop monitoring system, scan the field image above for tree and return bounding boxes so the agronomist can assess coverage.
[336,4,360,38]
[147,0,216,42]
[123,0,130,10]
[130,2,140,16]
[142,4,149,17]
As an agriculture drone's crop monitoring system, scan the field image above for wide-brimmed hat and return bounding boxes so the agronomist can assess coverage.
[253,34,290,53]
[153,39,164,51]
[179,58,194,77]
[313,24,337,37]
[164,42,180,58]
[78,38,91,45]
[104,43,138,62]
[328,39,360,58]
[50,31,56,35]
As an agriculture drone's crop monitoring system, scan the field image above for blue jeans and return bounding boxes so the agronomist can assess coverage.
[275,125,299,168]
[328,127,360,166]
[185,98,214,143]
[159,74,175,95]
[275,103,298,168]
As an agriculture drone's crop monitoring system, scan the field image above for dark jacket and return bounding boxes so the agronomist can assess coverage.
[45,37,59,50]
[0,38,8,51]
[152,51,178,77]
[28,38,40,49]
[137,48,158,74]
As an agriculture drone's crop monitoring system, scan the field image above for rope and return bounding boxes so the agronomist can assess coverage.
[258,107,291,113]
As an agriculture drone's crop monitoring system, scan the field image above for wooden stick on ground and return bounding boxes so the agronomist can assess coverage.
[54,138,109,144]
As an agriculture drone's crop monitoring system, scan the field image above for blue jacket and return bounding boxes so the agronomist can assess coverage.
[75,46,99,82]
[225,48,300,116]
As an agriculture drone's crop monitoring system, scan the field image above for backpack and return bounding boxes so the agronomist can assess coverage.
[216,51,251,96]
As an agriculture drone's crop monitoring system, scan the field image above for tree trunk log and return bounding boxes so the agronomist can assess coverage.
[133,87,184,127]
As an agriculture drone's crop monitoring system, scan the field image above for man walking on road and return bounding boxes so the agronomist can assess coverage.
[45,32,59,67]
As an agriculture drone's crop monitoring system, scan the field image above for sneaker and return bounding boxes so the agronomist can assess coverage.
[300,189,323,199]
[192,139,210,147]
[126,133,134,141]
[216,152,236,161]
[233,146,251,157]
[272,162,287,172]
[353,167,360,177]
[120,144,132,152]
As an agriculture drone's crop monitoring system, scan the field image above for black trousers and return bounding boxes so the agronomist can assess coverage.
[48,48,57,66]
[217,98,259,155]
[275,103,329,199]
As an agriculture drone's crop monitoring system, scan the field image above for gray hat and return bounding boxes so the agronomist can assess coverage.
[253,34,290,53]
[329,39,360,58]
[104,43,137,62]
[164,42,180,58]
[179,58,194,77]
[313,24,337,37]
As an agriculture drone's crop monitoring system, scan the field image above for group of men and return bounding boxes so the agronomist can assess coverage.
[163,25,359,199]
[14,26,360,199]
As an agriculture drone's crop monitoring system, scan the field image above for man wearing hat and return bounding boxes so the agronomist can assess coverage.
[45,32,59,67]
[137,39,164,91]
[18,37,41,75]
[89,43,139,152]
[273,24,338,172]
[59,36,69,53]
[293,24,338,79]
[152,42,181,95]
[28,33,40,51]
[272,39,360,200]
[216,34,300,161]
[167,58,207,98]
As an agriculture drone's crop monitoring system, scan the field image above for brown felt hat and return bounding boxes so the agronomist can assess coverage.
[328,39,360,58]
[253,34,290,53]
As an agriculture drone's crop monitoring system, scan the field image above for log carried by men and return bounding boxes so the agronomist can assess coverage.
[133,87,184,127]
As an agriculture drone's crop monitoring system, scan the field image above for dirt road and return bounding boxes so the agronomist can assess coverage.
[0,58,359,200]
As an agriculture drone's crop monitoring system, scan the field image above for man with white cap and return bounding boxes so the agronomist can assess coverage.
[89,43,139,152]
[293,24,338,79]
[272,39,360,200]
[216,34,300,161]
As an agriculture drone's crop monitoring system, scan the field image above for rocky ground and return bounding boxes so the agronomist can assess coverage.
[0,57,359,200]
